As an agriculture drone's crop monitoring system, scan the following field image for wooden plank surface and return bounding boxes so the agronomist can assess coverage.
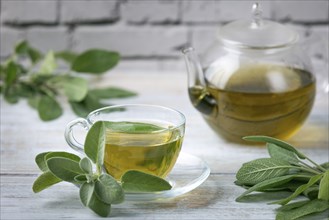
[1,70,328,219]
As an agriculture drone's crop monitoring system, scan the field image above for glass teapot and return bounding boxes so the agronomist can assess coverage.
[183,3,316,143]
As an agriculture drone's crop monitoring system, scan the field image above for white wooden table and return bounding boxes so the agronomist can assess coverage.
[1,67,328,219]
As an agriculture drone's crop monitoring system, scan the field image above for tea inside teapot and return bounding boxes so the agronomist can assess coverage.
[189,63,315,142]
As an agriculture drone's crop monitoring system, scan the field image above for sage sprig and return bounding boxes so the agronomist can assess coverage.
[236,136,329,220]
[33,121,172,217]
[0,41,136,121]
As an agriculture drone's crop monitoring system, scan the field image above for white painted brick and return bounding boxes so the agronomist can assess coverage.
[26,27,70,53]
[0,27,25,57]
[115,59,185,72]
[216,1,272,21]
[284,24,328,62]
[121,0,179,24]
[1,0,57,24]
[309,25,329,61]
[182,1,272,23]
[60,0,118,23]
[191,26,217,55]
[181,1,221,23]
[274,0,329,22]
[286,23,311,41]
[73,25,188,57]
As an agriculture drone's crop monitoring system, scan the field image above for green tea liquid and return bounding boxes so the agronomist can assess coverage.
[189,64,316,142]
[103,122,183,180]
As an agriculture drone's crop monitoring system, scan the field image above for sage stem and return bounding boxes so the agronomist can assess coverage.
[96,165,101,176]
[306,157,327,172]
[299,160,319,172]
[297,166,322,175]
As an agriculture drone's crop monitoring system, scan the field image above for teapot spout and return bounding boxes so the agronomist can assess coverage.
[182,47,217,116]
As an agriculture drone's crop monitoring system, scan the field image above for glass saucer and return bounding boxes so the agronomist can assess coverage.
[125,153,211,202]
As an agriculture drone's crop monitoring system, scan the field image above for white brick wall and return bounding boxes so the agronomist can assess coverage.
[216,0,273,21]
[0,0,328,68]
[274,0,329,22]
[181,1,221,23]
[26,27,70,53]
[1,0,57,24]
[60,0,118,23]
[121,0,180,24]
[73,25,188,57]
[182,0,274,23]
[309,26,329,61]
[0,27,25,56]
[191,26,217,55]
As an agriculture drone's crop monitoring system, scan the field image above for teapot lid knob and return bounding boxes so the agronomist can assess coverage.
[251,2,263,28]
[217,2,298,49]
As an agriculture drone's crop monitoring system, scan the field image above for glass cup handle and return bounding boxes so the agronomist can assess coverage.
[64,118,90,154]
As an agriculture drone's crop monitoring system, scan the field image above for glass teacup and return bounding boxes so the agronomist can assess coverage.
[65,104,186,180]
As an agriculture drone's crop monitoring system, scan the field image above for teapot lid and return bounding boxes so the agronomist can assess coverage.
[218,3,298,49]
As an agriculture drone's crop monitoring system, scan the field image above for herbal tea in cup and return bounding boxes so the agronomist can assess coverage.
[65,104,185,180]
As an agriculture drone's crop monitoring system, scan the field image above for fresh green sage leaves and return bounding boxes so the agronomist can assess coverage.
[33,121,172,217]
[71,49,120,74]
[121,170,172,192]
[236,136,329,220]
[1,41,136,121]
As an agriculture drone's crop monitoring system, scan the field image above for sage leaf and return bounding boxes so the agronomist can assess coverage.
[71,49,119,74]
[272,174,323,205]
[121,170,172,192]
[276,200,309,212]
[267,143,299,165]
[4,86,19,103]
[28,96,40,109]
[32,171,62,193]
[36,151,80,172]
[35,152,51,172]
[51,76,88,102]
[79,157,93,175]
[39,51,57,74]
[104,121,165,133]
[45,151,81,162]
[16,83,34,98]
[236,158,292,185]
[38,95,63,121]
[28,47,42,63]
[80,182,95,207]
[80,182,111,217]
[320,162,329,169]
[243,136,306,159]
[6,61,18,85]
[47,157,84,182]
[0,64,5,80]
[70,93,106,117]
[89,87,137,99]
[318,170,329,201]
[55,51,78,64]
[84,121,106,167]
[276,199,329,220]
[303,185,319,200]
[74,174,88,184]
[256,180,309,193]
[15,41,42,63]
[236,175,297,201]
[95,173,124,205]
[62,77,88,102]
[15,41,29,54]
